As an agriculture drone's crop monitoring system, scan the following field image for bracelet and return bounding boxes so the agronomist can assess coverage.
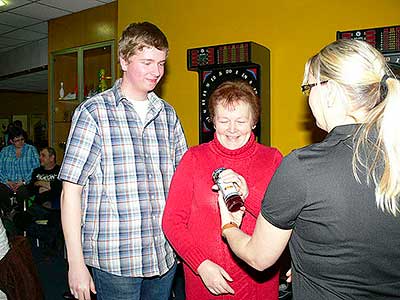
[221,222,238,236]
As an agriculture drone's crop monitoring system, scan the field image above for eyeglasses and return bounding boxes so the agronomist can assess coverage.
[13,137,25,143]
[301,80,328,96]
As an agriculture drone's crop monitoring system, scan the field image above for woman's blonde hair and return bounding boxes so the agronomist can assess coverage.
[304,39,400,215]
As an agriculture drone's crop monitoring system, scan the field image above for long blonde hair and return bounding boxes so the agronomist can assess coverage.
[304,39,400,215]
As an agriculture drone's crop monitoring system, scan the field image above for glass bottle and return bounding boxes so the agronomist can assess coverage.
[212,167,244,212]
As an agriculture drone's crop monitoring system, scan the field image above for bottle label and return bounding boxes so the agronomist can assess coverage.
[217,180,240,201]
[212,167,241,201]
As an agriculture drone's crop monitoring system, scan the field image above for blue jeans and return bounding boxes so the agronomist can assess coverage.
[92,263,177,300]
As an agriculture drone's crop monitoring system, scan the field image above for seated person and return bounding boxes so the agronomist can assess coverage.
[14,147,62,247]
[13,120,30,145]
[28,147,61,210]
[0,127,39,214]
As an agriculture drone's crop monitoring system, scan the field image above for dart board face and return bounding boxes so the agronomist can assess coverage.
[199,65,260,143]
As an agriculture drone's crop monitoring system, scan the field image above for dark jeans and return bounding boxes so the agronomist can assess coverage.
[0,182,30,213]
[92,263,177,300]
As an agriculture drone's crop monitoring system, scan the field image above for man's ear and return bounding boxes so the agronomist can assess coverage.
[120,56,128,72]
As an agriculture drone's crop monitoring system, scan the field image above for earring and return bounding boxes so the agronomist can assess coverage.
[252,125,256,129]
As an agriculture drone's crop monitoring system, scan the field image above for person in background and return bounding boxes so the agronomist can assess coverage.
[59,21,187,300]
[13,120,30,144]
[29,147,61,210]
[219,39,400,299]
[162,80,283,299]
[1,123,14,148]
[0,127,39,215]
[12,147,62,245]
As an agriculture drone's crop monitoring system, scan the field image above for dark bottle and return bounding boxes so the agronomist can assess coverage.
[212,167,244,212]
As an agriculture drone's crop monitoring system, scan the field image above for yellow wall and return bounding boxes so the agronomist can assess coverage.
[48,2,117,52]
[118,0,400,154]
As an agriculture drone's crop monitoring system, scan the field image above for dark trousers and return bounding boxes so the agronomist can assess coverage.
[0,182,30,213]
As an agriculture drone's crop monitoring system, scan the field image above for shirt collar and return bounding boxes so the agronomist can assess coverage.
[324,124,360,145]
[113,79,163,113]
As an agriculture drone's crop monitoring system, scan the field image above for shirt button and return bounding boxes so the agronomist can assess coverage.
[148,174,152,179]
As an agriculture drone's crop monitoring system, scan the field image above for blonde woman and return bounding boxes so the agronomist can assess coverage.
[219,39,400,299]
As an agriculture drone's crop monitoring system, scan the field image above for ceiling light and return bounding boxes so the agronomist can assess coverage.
[0,0,7,7]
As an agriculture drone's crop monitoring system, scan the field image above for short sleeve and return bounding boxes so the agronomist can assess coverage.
[58,105,101,185]
[261,152,306,229]
[173,117,188,168]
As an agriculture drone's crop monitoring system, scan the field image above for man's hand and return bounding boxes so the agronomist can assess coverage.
[68,262,96,300]
[197,259,234,295]
[35,180,51,191]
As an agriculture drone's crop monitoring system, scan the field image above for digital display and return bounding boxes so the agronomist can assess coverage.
[187,42,251,69]
[337,25,400,53]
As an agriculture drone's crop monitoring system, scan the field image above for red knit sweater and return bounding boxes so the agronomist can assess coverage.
[162,134,283,299]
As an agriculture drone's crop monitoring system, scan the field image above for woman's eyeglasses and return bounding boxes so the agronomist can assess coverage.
[13,137,25,143]
[301,80,328,96]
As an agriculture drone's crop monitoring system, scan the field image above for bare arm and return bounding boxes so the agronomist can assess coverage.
[218,195,292,271]
[61,181,96,300]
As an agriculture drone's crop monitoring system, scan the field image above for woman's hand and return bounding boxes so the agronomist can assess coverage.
[218,191,245,228]
[218,169,249,199]
[7,181,17,191]
[197,259,234,295]
[286,268,292,283]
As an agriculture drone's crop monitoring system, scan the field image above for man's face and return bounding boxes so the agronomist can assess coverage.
[120,46,167,100]
[39,149,52,168]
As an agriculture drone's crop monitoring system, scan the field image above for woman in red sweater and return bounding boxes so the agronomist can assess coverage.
[162,80,282,299]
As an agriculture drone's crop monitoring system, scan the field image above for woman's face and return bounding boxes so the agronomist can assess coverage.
[214,100,254,150]
[12,135,25,149]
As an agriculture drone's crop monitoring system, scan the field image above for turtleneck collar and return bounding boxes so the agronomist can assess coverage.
[210,132,257,159]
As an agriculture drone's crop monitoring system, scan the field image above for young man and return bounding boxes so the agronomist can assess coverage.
[59,22,187,300]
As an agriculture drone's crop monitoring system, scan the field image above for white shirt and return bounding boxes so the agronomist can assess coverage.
[128,97,149,125]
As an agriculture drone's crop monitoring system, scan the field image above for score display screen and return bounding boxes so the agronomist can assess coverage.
[188,42,251,69]
[337,26,400,53]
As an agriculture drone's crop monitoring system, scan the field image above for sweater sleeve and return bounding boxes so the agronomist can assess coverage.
[244,149,283,218]
[162,150,209,274]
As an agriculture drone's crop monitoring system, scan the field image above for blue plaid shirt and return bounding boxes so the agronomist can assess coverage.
[0,143,39,184]
[59,79,187,277]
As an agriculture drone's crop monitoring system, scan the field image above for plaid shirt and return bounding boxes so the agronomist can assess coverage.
[59,79,187,277]
[0,143,39,184]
